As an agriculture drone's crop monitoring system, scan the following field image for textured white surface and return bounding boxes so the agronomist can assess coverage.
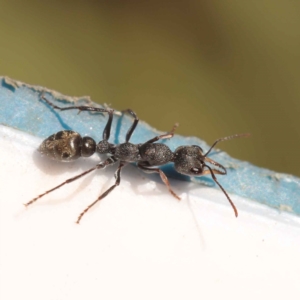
[1,125,300,300]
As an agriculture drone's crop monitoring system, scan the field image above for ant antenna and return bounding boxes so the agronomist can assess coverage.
[204,133,250,157]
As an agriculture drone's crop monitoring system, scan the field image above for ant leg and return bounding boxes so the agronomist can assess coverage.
[24,157,118,207]
[102,110,113,141]
[204,133,250,157]
[121,109,177,144]
[202,164,238,217]
[143,123,179,145]
[137,162,180,200]
[121,109,139,142]
[76,161,127,224]
[40,93,114,140]
[41,93,113,115]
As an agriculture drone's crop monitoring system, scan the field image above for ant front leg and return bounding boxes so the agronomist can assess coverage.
[137,162,180,200]
[76,161,127,224]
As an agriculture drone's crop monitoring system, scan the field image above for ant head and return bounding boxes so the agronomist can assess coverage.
[173,133,250,177]
[173,145,205,176]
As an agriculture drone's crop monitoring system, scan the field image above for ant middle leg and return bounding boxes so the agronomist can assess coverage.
[144,123,179,144]
[137,162,180,200]
[76,161,127,224]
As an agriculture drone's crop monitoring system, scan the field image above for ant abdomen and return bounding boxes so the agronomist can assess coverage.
[39,130,96,162]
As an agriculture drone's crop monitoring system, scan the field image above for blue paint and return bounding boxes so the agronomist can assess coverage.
[1,77,299,216]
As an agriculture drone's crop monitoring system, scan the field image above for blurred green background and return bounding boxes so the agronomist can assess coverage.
[1,0,299,176]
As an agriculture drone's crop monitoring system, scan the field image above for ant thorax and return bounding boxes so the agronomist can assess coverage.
[114,143,141,162]
[139,143,174,166]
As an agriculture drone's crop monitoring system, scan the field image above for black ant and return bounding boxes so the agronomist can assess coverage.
[25,94,249,223]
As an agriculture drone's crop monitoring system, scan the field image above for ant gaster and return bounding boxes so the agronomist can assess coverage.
[25,94,249,223]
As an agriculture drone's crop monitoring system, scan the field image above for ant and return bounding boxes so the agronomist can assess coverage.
[25,94,249,223]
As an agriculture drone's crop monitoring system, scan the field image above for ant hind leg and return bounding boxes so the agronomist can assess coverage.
[76,161,127,224]
[25,157,118,207]
[122,109,139,142]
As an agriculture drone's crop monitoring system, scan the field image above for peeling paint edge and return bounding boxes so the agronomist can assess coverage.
[2,76,93,104]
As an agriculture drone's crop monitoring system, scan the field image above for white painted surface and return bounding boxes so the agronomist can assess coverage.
[1,125,300,300]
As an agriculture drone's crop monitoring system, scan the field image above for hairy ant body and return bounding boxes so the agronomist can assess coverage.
[25,95,249,223]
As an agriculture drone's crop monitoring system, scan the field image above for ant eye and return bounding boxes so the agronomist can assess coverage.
[191,167,201,175]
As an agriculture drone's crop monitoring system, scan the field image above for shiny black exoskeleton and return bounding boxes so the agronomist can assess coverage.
[39,130,96,162]
[25,94,178,223]
[25,94,249,223]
